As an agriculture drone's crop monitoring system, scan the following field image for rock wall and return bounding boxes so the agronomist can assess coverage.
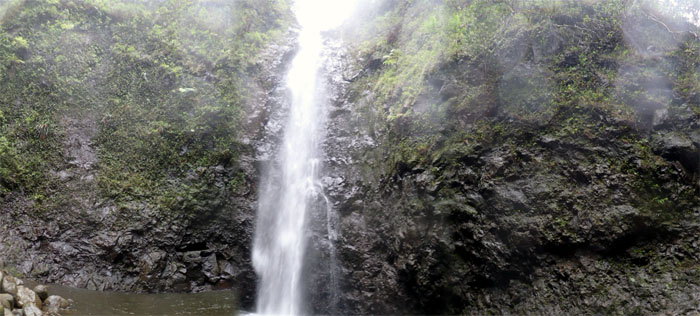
[313,0,700,314]
[0,0,295,310]
[0,34,299,310]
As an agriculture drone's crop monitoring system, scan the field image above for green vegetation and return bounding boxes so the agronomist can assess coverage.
[337,3,698,312]
[0,0,292,211]
[348,0,512,120]
[346,0,699,231]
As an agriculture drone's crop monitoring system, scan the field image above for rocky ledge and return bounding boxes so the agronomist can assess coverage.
[0,271,71,316]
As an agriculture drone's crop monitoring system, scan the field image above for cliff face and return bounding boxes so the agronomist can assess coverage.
[0,0,293,307]
[319,0,700,314]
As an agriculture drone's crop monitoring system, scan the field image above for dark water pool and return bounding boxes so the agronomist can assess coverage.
[35,283,239,316]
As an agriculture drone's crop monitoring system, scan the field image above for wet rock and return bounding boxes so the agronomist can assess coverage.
[652,108,669,128]
[691,130,700,145]
[30,287,46,302]
[92,232,120,251]
[21,305,41,316]
[202,254,220,283]
[42,296,70,315]
[1,276,21,298]
[652,131,699,173]
[218,261,235,279]
[0,294,13,309]
[183,251,202,264]
[15,287,40,309]
[653,132,694,153]
[48,242,78,257]
[139,251,166,282]
[491,184,530,212]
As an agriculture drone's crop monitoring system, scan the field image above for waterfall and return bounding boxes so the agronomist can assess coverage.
[252,1,355,315]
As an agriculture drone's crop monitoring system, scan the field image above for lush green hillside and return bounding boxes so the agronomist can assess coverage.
[341,0,699,222]
[0,0,293,301]
[0,0,291,211]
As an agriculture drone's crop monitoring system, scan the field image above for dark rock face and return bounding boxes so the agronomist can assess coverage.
[0,165,259,302]
[312,28,700,316]
[652,131,700,174]
[320,92,700,314]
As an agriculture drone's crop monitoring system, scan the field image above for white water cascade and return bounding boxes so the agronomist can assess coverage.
[252,1,355,315]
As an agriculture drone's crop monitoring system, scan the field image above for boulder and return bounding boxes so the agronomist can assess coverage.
[42,296,70,314]
[652,108,669,128]
[138,250,166,282]
[3,307,11,316]
[1,276,21,298]
[0,294,13,309]
[30,287,47,302]
[202,254,220,283]
[22,305,42,316]
[652,131,699,172]
[15,286,41,309]
[183,251,202,264]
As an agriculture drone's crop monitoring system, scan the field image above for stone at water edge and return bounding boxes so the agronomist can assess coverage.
[0,294,13,309]
[1,276,21,298]
[16,286,41,309]
[3,308,12,316]
[43,296,71,314]
[23,304,43,316]
[31,286,47,302]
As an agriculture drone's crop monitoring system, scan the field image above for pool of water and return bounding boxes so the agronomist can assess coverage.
[33,282,239,316]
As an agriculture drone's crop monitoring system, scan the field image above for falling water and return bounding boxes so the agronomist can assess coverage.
[252,0,355,315]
